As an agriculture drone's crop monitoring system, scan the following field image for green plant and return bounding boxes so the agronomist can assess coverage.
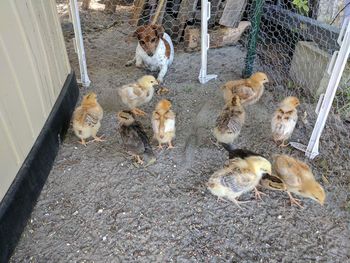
[292,0,309,15]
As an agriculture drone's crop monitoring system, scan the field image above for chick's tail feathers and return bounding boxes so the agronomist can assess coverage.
[220,142,236,153]
[133,123,156,165]
[221,143,264,159]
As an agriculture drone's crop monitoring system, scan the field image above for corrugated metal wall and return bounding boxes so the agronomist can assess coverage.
[0,0,71,200]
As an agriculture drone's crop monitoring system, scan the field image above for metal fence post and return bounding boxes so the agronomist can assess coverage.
[243,0,265,78]
[69,0,91,87]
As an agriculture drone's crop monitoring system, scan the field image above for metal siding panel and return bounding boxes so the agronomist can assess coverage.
[48,0,71,79]
[0,39,34,160]
[0,112,21,201]
[0,0,71,200]
[43,0,70,90]
[30,0,62,99]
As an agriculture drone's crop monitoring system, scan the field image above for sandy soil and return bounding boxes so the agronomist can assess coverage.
[10,3,350,262]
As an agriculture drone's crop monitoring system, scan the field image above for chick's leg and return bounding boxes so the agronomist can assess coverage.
[134,155,144,165]
[78,138,87,146]
[131,108,146,116]
[157,142,163,150]
[287,192,303,208]
[167,141,175,149]
[92,134,106,142]
[279,140,290,147]
[254,187,267,201]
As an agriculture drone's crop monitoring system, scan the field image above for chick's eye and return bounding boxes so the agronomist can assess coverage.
[151,38,156,43]
[140,40,145,45]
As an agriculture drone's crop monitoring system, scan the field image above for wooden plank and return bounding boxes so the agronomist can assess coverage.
[208,0,223,27]
[219,0,247,27]
[132,0,146,25]
[262,4,340,52]
[172,0,199,43]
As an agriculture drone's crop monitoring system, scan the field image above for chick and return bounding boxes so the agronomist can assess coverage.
[220,145,269,200]
[213,95,245,145]
[260,173,286,191]
[271,96,300,147]
[207,153,272,207]
[118,75,159,116]
[72,92,104,146]
[273,154,326,207]
[152,99,176,149]
[117,110,156,166]
[221,72,269,106]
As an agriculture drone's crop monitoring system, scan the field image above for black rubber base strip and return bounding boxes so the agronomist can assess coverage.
[0,71,79,263]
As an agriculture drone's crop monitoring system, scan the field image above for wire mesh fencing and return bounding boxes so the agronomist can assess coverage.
[56,0,350,157]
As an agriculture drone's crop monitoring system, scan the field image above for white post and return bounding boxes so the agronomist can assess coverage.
[291,18,350,159]
[198,0,217,84]
[69,0,91,87]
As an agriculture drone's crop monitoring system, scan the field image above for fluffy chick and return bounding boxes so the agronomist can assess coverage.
[273,154,326,207]
[72,92,104,146]
[213,95,245,145]
[118,75,159,116]
[207,153,272,207]
[271,96,300,147]
[152,99,176,149]
[117,110,156,166]
[221,72,269,106]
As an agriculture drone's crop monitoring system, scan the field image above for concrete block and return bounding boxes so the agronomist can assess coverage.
[289,41,350,98]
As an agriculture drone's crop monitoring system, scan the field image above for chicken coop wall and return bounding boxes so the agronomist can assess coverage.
[0,0,71,201]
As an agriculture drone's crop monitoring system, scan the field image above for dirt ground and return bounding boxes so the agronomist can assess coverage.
[10,3,350,262]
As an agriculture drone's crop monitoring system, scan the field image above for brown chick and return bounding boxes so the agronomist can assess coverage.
[273,154,326,208]
[213,95,245,145]
[72,92,104,146]
[117,110,156,166]
[152,99,176,149]
[271,96,300,147]
[221,72,269,106]
[118,75,159,116]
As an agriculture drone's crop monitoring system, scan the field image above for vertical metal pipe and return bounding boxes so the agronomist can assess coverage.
[243,0,265,78]
[69,0,91,87]
[305,18,350,159]
[198,0,217,84]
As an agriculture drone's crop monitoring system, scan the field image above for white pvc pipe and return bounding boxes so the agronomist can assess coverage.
[305,18,350,159]
[69,0,91,87]
[198,0,217,84]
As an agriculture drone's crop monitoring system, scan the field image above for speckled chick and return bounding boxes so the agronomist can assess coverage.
[72,92,104,146]
[207,152,272,207]
[117,110,156,165]
[213,95,245,145]
[271,96,300,147]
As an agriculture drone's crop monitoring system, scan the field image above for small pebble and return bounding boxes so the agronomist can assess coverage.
[278,215,282,219]
[97,209,103,214]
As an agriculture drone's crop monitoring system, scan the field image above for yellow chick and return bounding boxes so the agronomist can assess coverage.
[117,110,156,165]
[72,92,104,146]
[207,152,272,207]
[118,75,159,116]
[221,72,269,106]
[271,96,300,147]
[272,154,326,207]
[213,95,245,145]
[152,99,176,149]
